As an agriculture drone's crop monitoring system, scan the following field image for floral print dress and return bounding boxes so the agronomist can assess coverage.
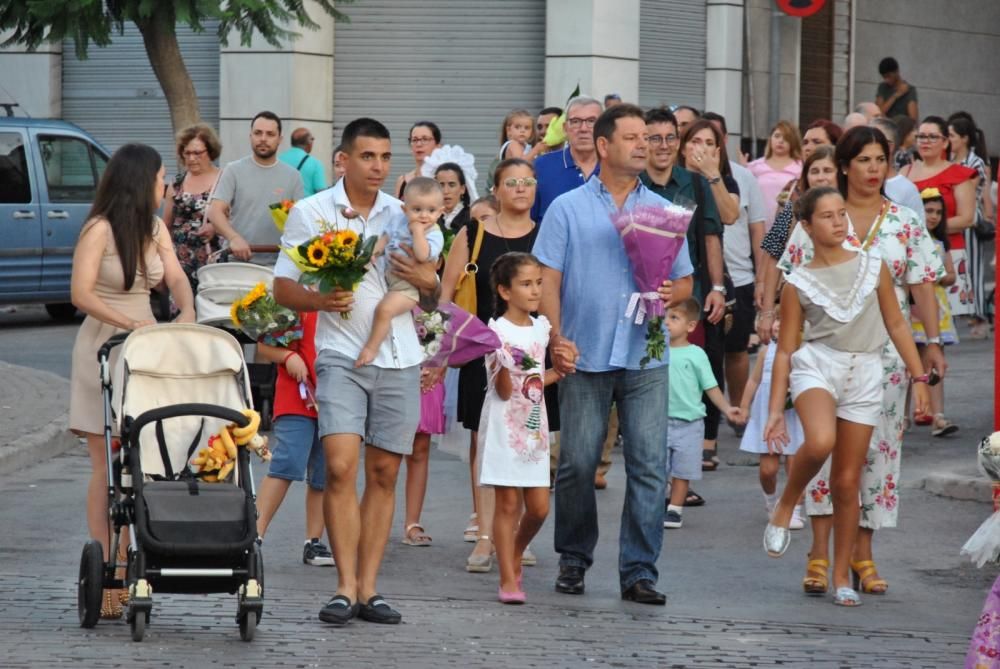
[778,200,944,529]
[478,315,551,489]
[169,172,220,291]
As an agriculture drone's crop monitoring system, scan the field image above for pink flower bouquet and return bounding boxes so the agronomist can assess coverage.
[414,302,502,368]
[610,202,694,367]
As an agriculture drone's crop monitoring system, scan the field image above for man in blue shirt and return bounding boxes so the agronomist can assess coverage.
[279,127,328,196]
[530,96,602,223]
[535,103,694,605]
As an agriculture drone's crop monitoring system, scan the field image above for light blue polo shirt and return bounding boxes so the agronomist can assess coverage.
[533,177,694,372]
[279,147,327,197]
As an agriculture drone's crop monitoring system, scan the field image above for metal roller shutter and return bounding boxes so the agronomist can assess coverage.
[639,0,707,110]
[62,22,220,175]
[333,0,546,194]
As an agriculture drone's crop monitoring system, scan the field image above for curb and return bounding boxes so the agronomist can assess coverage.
[917,472,994,504]
[0,414,80,476]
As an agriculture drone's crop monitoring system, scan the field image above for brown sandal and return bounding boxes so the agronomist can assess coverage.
[100,590,124,619]
[802,557,829,595]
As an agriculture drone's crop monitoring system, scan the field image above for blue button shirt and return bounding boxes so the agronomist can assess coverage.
[533,177,694,372]
[530,145,601,223]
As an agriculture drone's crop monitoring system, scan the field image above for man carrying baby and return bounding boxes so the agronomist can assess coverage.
[274,117,439,626]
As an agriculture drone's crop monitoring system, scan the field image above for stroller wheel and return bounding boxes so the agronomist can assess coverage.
[130,610,147,642]
[78,540,104,628]
[238,610,257,642]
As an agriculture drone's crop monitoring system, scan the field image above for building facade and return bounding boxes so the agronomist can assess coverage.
[1,0,997,187]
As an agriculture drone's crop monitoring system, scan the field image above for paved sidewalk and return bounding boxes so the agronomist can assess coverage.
[0,360,79,474]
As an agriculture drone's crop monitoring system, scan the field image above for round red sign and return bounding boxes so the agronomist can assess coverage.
[776,0,826,17]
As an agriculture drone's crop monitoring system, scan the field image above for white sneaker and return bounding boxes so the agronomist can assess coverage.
[789,505,805,530]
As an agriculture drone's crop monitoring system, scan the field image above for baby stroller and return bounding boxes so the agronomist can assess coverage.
[77,324,264,641]
[195,261,278,430]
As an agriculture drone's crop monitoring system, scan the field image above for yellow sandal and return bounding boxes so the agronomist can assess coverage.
[851,559,888,594]
[802,557,829,595]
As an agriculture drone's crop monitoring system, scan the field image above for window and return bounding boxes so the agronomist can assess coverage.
[38,135,99,202]
[0,133,31,204]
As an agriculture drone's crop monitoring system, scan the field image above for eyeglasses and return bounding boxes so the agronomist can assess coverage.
[915,134,944,143]
[566,117,598,129]
[409,137,435,145]
[502,177,538,188]
[648,134,679,146]
[183,149,207,158]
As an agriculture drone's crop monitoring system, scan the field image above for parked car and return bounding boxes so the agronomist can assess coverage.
[0,118,110,320]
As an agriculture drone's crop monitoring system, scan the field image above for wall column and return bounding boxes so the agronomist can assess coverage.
[0,36,62,118]
[705,0,745,155]
[544,0,640,106]
[218,2,335,177]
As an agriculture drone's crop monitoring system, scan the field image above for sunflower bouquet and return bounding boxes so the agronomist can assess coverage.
[283,222,378,319]
[269,200,296,233]
[230,282,303,346]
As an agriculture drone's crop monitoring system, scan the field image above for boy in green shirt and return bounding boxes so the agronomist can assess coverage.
[665,299,745,528]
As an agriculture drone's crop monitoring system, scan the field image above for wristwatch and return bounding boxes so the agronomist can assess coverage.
[912,374,930,384]
[706,176,722,185]
[711,284,727,296]
[926,336,942,345]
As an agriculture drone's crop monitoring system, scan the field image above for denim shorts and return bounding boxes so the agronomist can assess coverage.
[666,417,704,481]
[314,350,420,455]
[267,414,325,490]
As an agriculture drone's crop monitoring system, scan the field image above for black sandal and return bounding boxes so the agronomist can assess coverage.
[702,449,719,472]
[357,594,402,625]
[318,594,358,625]
[683,490,706,507]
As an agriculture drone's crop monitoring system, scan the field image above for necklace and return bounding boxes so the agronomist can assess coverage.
[494,214,532,253]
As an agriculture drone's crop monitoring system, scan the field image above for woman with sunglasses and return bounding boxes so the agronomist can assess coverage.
[395,121,442,199]
[440,159,552,574]
[903,116,978,320]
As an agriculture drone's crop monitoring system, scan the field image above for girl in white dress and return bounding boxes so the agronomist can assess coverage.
[479,252,562,604]
[739,316,805,528]
[763,187,930,607]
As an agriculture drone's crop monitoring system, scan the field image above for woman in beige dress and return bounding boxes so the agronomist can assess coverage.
[69,143,195,618]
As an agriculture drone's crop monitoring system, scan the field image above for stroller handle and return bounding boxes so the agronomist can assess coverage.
[127,404,251,441]
[97,333,131,363]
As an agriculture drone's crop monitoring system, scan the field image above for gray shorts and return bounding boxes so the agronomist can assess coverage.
[314,349,421,455]
[666,417,704,481]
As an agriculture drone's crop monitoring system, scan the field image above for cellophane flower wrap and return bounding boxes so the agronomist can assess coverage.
[414,302,501,368]
[610,200,695,367]
[230,282,303,346]
[961,433,1000,567]
[282,206,378,319]
[269,199,295,233]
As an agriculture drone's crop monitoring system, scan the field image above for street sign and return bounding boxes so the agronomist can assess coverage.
[776,0,826,18]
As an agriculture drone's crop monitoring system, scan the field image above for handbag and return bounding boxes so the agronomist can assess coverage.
[975,212,996,242]
[453,218,485,315]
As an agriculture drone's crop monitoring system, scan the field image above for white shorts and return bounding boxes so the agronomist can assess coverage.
[789,342,883,427]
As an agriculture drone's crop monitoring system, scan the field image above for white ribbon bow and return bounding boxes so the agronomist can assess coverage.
[625,292,661,325]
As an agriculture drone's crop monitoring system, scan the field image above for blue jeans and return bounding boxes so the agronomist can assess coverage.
[554,365,669,589]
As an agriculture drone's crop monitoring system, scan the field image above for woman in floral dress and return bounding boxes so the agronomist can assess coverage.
[776,126,945,595]
[162,124,223,293]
